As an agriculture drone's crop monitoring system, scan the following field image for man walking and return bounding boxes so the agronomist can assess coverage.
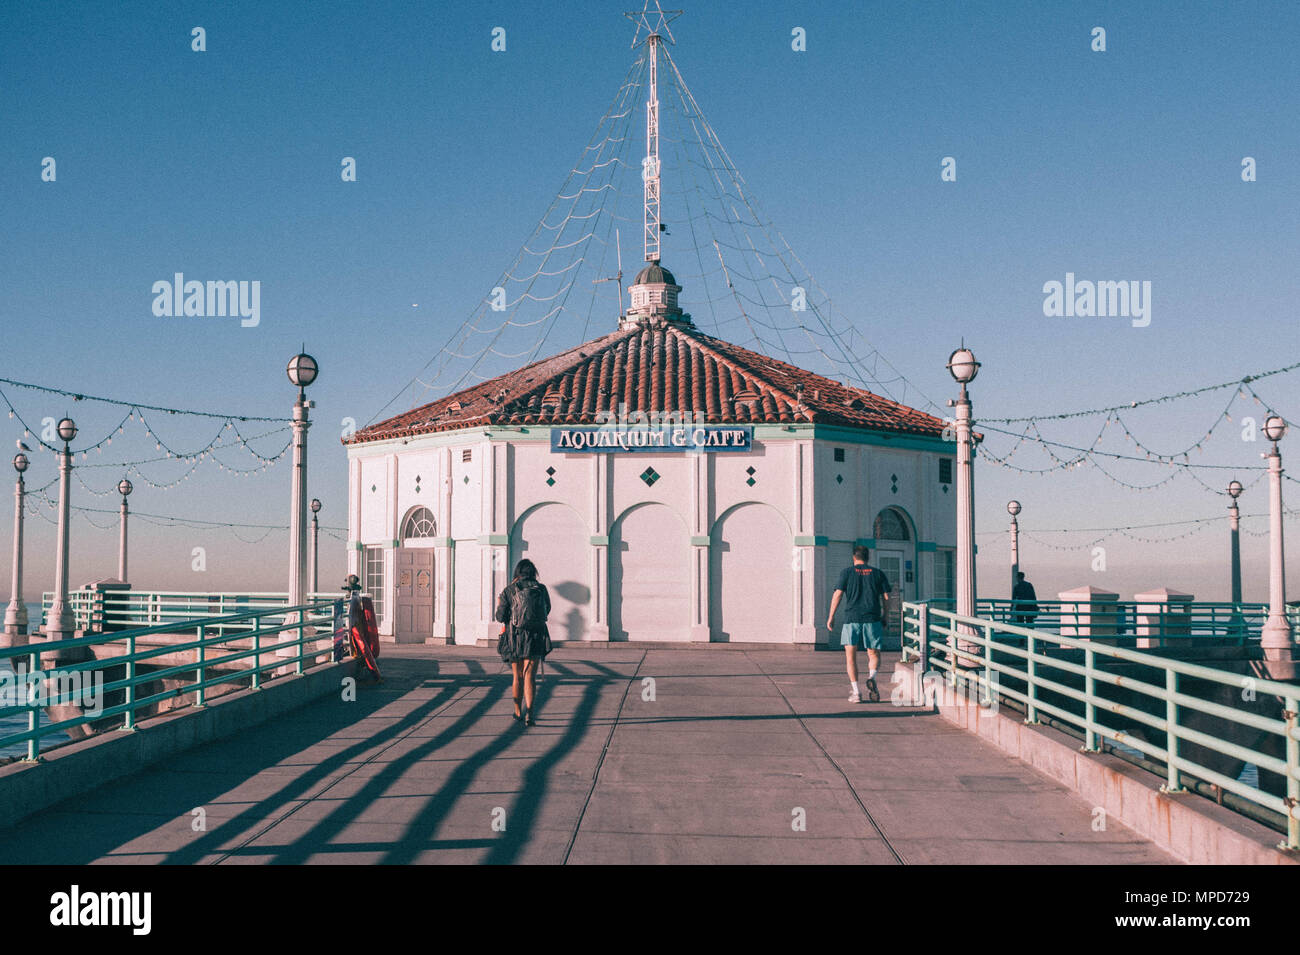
[827,546,891,703]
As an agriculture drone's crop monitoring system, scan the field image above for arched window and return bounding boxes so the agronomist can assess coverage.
[873,508,910,542]
[402,506,436,540]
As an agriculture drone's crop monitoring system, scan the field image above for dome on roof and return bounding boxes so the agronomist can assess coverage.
[632,262,677,287]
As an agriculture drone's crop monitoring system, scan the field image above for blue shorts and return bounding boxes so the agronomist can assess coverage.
[840,621,884,650]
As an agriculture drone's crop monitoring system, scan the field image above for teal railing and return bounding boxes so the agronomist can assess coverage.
[900,601,1300,851]
[39,590,339,639]
[924,598,1293,645]
[2,599,336,762]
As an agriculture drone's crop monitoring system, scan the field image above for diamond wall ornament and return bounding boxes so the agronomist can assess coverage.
[640,466,660,487]
[836,474,844,484]
[890,473,899,494]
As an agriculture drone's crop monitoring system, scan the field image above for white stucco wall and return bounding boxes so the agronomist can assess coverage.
[346,425,956,644]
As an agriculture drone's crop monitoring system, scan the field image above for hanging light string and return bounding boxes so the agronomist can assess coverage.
[8,396,291,487]
[983,509,1296,550]
[981,361,1300,424]
[0,375,290,423]
[26,490,346,535]
[978,421,1267,471]
[2,382,293,472]
[976,372,1294,488]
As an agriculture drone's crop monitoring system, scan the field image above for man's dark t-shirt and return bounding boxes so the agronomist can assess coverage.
[835,564,891,624]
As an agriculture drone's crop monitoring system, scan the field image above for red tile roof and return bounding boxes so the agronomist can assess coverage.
[346,321,948,445]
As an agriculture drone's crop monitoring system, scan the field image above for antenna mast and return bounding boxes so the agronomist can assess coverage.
[626,3,681,265]
[592,228,625,314]
[644,34,661,264]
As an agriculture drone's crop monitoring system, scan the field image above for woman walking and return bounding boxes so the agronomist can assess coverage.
[494,559,552,725]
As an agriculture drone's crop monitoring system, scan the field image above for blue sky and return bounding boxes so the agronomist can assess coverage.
[2,0,1298,602]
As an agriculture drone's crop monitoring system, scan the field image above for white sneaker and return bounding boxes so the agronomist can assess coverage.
[848,689,862,703]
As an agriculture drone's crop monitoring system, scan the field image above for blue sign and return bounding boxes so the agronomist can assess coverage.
[551,425,753,453]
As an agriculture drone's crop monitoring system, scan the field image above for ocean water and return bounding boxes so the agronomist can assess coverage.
[1,602,71,758]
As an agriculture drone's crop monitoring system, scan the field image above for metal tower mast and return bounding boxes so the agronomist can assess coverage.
[644,35,661,264]
[625,3,681,265]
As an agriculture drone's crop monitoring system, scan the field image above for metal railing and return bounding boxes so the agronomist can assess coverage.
[39,590,337,639]
[2,599,336,761]
[923,598,1296,645]
[901,600,1300,850]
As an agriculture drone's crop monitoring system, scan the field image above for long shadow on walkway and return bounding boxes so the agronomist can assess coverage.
[0,659,488,864]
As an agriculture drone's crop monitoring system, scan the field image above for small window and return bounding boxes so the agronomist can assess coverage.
[833,447,845,463]
[402,507,436,540]
[933,549,955,601]
[462,449,472,463]
[364,546,386,621]
[939,458,953,484]
[874,508,910,542]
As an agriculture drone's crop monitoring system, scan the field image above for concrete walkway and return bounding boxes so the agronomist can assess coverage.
[0,647,1176,864]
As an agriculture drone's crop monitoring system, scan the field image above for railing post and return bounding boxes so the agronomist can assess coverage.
[946,613,957,684]
[1025,632,1039,724]
[916,602,930,706]
[123,632,136,731]
[1162,668,1184,793]
[296,611,305,675]
[1284,696,1298,851]
[252,615,262,690]
[25,648,39,761]
[1082,646,1099,751]
[195,624,206,707]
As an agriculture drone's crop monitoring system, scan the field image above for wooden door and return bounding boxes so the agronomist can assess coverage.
[395,548,434,642]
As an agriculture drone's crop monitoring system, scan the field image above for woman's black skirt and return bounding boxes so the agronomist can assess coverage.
[497,626,552,663]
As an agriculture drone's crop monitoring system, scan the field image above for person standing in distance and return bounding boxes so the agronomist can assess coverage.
[827,546,891,703]
[1012,571,1039,627]
[494,558,552,726]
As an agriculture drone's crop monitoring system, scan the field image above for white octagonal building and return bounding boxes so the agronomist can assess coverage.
[343,261,957,647]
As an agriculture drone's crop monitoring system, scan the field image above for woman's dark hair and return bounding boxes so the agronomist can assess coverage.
[513,558,538,581]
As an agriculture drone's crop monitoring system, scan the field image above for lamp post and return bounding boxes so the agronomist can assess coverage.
[947,347,980,655]
[1227,480,1243,606]
[1008,500,1021,600]
[3,452,30,646]
[309,498,321,597]
[283,353,318,652]
[117,478,133,584]
[44,417,78,642]
[1260,416,1292,656]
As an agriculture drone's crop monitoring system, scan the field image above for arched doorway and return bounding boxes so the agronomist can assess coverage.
[509,502,591,642]
[709,502,793,642]
[395,506,436,642]
[610,503,690,641]
[872,506,915,638]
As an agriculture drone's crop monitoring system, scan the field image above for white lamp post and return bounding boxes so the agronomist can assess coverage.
[44,417,78,642]
[117,478,133,584]
[3,452,30,646]
[1260,416,1292,656]
[947,347,980,656]
[283,353,317,653]
[1227,479,1243,606]
[1008,500,1021,600]
[309,498,321,597]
